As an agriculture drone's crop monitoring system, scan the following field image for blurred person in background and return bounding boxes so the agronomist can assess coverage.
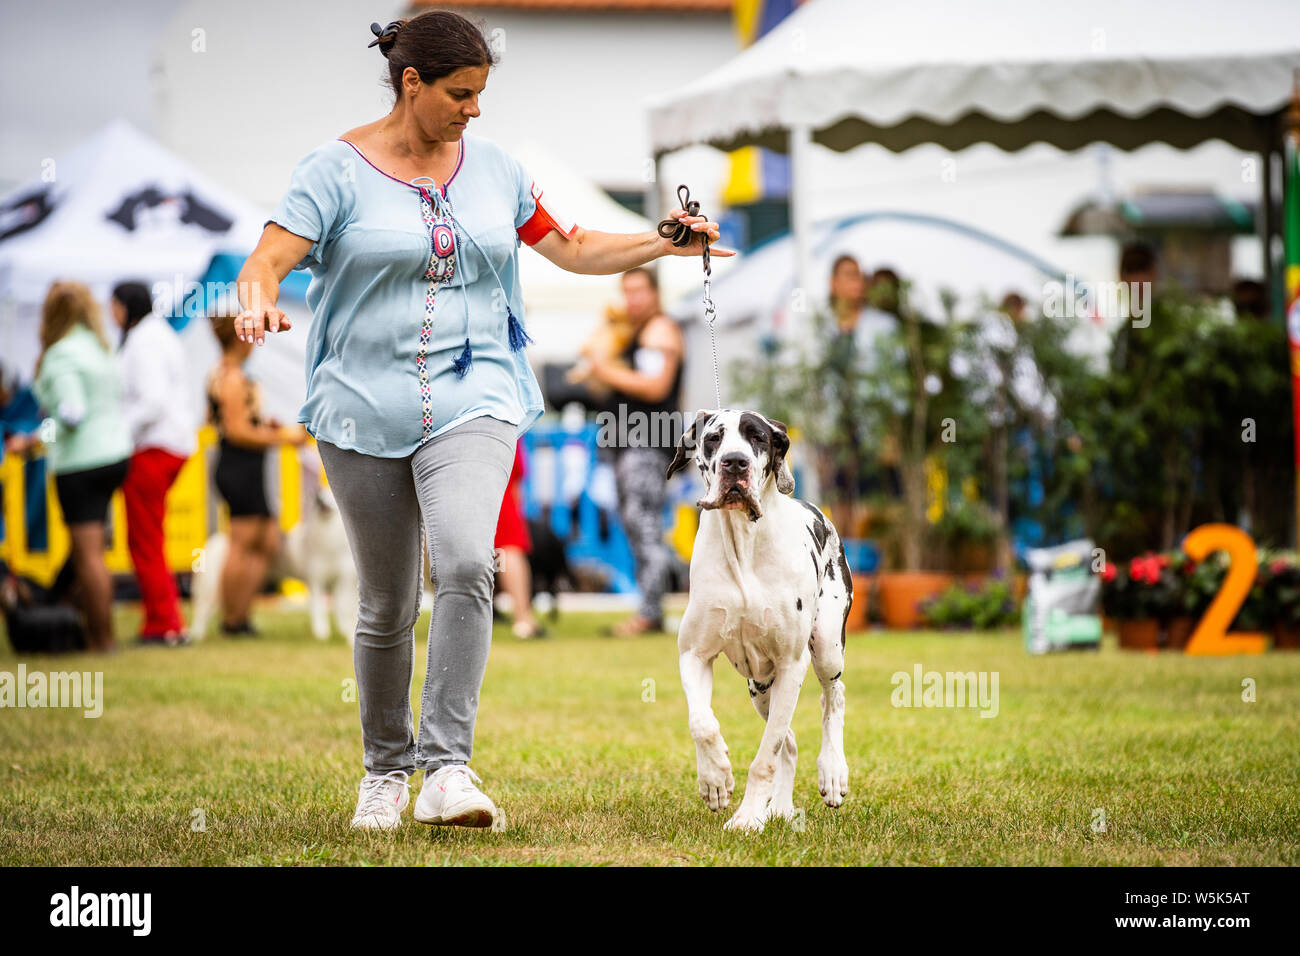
[582,267,684,637]
[32,281,133,653]
[112,281,196,646]
[494,441,545,639]
[1231,278,1268,320]
[817,254,871,535]
[814,256,905,536]
[205,313,307,636]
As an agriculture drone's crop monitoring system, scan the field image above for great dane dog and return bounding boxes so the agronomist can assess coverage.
[666,409,851,832]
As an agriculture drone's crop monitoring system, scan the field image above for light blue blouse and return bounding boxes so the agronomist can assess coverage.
[268,132,553,458]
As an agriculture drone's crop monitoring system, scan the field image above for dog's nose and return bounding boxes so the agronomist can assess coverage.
[720,453,749,475]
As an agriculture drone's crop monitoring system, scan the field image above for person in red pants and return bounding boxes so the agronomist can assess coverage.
[111,282,198,646]
[494,441,544,639]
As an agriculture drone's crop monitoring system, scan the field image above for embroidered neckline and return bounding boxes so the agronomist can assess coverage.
[337,137,464,197]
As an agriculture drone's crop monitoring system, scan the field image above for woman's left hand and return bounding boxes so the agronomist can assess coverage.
[660,209,737,259]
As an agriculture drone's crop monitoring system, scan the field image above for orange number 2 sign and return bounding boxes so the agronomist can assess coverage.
[1182,524,1268,656]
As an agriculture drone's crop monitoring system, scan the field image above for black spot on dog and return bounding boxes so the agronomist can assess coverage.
[837,544,852,594]
[798,500,829,550]
[796,597,802,611]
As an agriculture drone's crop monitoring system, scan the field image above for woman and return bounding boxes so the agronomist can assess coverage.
[32,281,134,653]
[235,10,729,831]
[112,281,197,646]
[205,313,307,636]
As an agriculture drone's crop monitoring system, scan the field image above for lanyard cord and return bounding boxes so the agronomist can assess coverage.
[658,184,721,410]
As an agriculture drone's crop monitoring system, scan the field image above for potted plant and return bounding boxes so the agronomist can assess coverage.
[1102,552,1171,650]
[1162,550,1206,649]
[1263,551,1300,649]
[920,575,1019,630]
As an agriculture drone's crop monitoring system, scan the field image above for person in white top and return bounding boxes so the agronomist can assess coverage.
[111,281,197,646]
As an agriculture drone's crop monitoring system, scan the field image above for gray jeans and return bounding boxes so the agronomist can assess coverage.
[317,415,517,776]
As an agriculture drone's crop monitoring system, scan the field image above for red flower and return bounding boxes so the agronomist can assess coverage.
[1271,559,1289,576]
[1101,562,1117,583]
[1128,555,1163,586]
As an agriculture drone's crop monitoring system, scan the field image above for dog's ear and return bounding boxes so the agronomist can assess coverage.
[666,409,713,481]
[765,416,795,496]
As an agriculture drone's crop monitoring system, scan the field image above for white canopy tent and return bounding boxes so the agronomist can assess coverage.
[0,119,272,425]
[645,0,1300,309]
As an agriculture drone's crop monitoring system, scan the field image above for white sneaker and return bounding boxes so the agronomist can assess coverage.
[349,769,411,830]
[414,764,497,827]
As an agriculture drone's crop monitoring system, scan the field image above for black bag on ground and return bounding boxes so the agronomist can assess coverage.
[0,558,87,654]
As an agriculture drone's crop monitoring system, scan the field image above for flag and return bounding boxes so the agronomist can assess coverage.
[1285,81,1300,539]
[723,1,804,211]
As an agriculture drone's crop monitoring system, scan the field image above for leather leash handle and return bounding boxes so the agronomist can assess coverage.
[657,183,711,275]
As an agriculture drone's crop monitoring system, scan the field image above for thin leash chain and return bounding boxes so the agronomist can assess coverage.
[658,183,722,409]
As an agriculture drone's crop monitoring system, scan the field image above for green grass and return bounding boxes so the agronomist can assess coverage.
[2,605,1298,865]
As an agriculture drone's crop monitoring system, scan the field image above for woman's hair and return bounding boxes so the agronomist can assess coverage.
[112,280,153,342]
[370,10,498,102]
[208,312,242,353]
[36,281,111,374]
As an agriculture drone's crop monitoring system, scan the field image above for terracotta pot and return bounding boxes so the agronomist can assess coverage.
[845,574,872,632]
[1274,622,1300,650]
[1164,616,1196,650]
[1117,618,1160,651]
[876,572,954,629]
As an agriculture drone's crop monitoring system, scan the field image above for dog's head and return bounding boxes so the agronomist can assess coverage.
[665,409,794,521]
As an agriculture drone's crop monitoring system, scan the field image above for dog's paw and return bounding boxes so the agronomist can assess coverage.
[697,760,734,813]
[723,805,767,833]
[817,754,849,808]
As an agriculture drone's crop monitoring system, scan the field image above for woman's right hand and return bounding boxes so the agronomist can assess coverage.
[235,223,315,345]
[235,304,292,345]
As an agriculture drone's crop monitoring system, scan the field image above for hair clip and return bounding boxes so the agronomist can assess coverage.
[368,20,401,48]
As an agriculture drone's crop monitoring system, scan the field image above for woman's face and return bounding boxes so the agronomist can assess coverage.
[830,260,864,306]
[405,64,489,141]
[110,297,127,329]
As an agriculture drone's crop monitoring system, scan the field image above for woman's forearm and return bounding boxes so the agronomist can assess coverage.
[560,228,669,276]
[236,256,282,312]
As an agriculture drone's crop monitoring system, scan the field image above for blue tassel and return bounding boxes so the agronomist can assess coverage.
[506,308,533,352]
[451,337,473,378]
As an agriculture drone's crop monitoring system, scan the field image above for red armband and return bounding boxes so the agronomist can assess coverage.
[517,182,578,246]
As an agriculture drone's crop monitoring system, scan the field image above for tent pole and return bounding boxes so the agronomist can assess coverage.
[789,122,815,334]
[647,151,663,284]
[1262,123,1278,321]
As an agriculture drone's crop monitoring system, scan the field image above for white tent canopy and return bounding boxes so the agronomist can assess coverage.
[646,0,1300,157]
[646,0,1300,316]
[0,119,267,381]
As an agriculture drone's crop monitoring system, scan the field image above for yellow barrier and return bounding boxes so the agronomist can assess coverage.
[0,426,313,589]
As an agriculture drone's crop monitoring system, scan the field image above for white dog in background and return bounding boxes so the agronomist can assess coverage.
[665,409,852,833]
[190,447,359,645]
